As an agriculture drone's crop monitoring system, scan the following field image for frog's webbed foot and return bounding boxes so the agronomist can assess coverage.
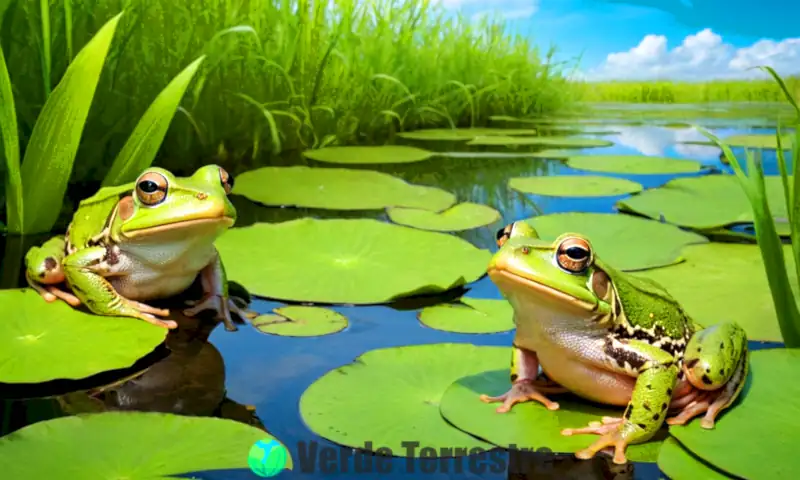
[25,272,82,307]
[562,417,633,465]
[480,379,561,412]
[666,389,732,429]
[183,294,254,332]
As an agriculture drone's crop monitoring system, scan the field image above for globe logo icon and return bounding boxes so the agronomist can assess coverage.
[248,439,289,477]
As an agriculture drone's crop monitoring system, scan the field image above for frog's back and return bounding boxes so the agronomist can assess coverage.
[67,183,132,248]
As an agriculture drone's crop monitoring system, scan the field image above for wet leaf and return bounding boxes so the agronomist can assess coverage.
[0,412,292,478]
[657,437,733,480]
[440,368,664,462]
[566,154,704,174]
[466,136,613,149]
[302,145,435,164]
[299,344,501,455]
[251,306,348,337]
[0,289,166,384]
[509,175,642,197]
[215,218,491,304]
[527,149,581,159]
[398,128,537,141]
[681,134,793,150]
[418,297,513,333]
[525,212,709,271]
[387,202,500,232]
[233,166,455,211]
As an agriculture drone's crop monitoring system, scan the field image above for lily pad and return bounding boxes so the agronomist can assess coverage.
[467,136,613,149]
[566,154,704,174]
[439,369,663,463]
[417,297,514,333]
[251,306,348,337]
[398,128,537,141]
[657,437,732,480]
[233,166,455,212]
[617,175,790,232]
[669,349,800,479]
[524,212,708,271]
[0,288,167,384]
[633,243,796,342]
[528,149,581,159]
[509,175,643,197]
[386,202,501,232]
[215,218,491,304]
[300,343,503,455]
[681,133,794,150]
[0,411,293,478]
[302,145,435,164]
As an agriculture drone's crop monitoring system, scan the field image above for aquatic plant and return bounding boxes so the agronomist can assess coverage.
[697,66,800,347]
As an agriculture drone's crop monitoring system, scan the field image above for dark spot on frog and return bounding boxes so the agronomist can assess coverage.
[646,384,652,390]
[661,402,668,411]
[510,373,518,382]
[106,248,119,266]
[636,423,646,429]
[651,413,660,421]
[666,388,673,397]
[701,374,713,385]
[643,402,651,411]
[719,342,724,349]
[685,358,700,369]
[604,338,647,371]
[44,257,57,270]
[624,408,632,420]
[720,369,725,375]
[697,346,702,352]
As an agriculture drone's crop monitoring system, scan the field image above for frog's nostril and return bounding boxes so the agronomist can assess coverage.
[197,193,208,200]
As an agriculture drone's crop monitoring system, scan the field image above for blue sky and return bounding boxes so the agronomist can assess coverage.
[436,0,800,80]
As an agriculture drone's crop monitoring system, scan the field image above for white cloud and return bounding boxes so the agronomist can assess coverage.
[587,29,800,80]
[608,125,726,161]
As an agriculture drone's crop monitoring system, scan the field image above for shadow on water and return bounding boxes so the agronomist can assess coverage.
[0,115,792,479]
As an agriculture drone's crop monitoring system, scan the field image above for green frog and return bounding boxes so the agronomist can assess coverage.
[24,165,249,331]
[483,221,749,464]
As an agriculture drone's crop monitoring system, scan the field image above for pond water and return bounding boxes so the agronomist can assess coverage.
[1,107,794,479]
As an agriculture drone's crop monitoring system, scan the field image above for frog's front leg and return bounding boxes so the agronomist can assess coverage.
[562,339,678,465]
[62,246,177,329]
[480,344,564,412]
[24,236,81,307]
[183,249,253,332]
[667,322,748,429]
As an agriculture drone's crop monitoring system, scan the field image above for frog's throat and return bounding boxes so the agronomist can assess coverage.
[488,268,599,313]
[121,216,235,239]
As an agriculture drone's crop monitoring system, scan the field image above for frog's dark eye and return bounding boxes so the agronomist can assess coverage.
[135,172,168,206]
[496,224,513,247]
[555,236,592,273]
[218,167,234,195]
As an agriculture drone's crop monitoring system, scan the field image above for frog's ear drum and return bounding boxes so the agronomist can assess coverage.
[218,167,234,195]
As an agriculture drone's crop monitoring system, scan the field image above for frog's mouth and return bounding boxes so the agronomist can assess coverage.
[487,267,599,314]
[122,215,235,239]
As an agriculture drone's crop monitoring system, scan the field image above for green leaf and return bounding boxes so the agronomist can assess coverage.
[509,175,642,197]
[657,437,733,479]
[302,145,435,164]
[101,55,206,187]
[18,12,122,235]
[0,43,22,233]
[565,154,704,175]
[251,306,348,337]
[417,297,514,333]
[466,135,612,149]
[386,202,501,232]
[397,127,537,141]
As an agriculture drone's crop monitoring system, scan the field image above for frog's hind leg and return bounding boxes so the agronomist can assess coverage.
[183,250,254,332]
[24,236,82,307]
[480,344,562,412]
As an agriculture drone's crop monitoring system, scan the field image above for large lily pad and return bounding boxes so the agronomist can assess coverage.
[439,369,663,463]
[233,166,455,212]
[669,349,800,479]
[634,243,796,342]
[682,133,794,150]
[528,149,581,159]
[566,154,704,174]
[0,289,167,384]
[509,175,643,197]
[524,212,708,271]
[302,145,435,164]
[0,411,292,478]
[299,343,503,455]
[617,175,789,232]
[417,297,514,333]
[467,136,613,149]
[398,128,537,141]
[251,306,348,337]
[657,437,732,479]
[386,202,501,232]
[215,218,491,304]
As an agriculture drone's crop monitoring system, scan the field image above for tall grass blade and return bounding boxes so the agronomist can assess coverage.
[0,44,22,233]
[63,0,73,60]
[101,55,206,187]
[755,66,800,119]
[19,12,122,235]
[38,0,51,98]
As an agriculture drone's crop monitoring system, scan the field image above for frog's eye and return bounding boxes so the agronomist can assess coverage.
[136,172,168,206]
[555,236,592,273]
[495,224,513,247]
[218,167,234,195]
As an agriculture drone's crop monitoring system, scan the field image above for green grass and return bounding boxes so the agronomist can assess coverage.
[574,77,800,103]
[0,0,577,193]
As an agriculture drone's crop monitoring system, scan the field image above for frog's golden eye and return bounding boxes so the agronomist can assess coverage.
[556,236,592,273]
[496,224,513,247]
[218,167,234,195]
[136,172,168,206]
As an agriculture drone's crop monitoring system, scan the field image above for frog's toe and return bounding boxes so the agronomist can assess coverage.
[127,299,170,317]
[574,431,629,465]
[480,379,560,412]
[184,295,244,331]
[134,312,178,329]
[561,416,623,437]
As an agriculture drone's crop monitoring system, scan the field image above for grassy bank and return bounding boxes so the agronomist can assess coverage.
[0,0,576,184]
[575,77,800,103]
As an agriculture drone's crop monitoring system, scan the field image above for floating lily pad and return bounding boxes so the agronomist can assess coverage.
[215,218,491,304]
[387,202,501,232]
[634,243,796,341]
[681,133,794,150]
[509,175,643,197]
[302,145,435,164]
[251,306,348,337]
[398,128,537,141]
[617,175,790,232]
[300,343,502,455]
[439,369,663,463]
[566,154,704,174]
[0,289,167,384]
[0,411,292,478]
[669,349,800,479]
[657,437,732,480]
[528,149,581,159]
[418,297,514,333]
[467,136,613,149]
[524,212,708,271]
[233,166,455,212]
